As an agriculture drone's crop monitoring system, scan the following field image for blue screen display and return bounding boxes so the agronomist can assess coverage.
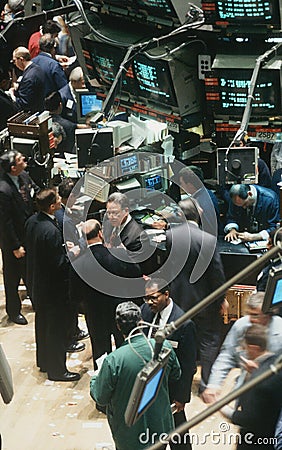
[272,278,282,305]
[145,174,162,191]
[137,368,163,414]
[80,94,103,116]
[120,155,139,175]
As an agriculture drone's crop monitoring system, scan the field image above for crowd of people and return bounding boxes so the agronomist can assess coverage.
[0,14,281,450]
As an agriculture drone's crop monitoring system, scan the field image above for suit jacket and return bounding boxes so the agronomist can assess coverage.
[164,222,225,322]
[0,171,37,251]
[32,52,67,97]
[141,301,197,403]
[226,184,280,235]
[59,83,77,123]
[25,211,70,309]
[15,63,45,113]
[71,242,143,302]
[103,216,144,252]
[0,90,19,130]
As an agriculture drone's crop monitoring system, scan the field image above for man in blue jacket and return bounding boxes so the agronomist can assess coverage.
[224,183,280,242]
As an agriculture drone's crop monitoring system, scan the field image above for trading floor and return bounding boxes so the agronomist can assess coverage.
[0,266,240,450]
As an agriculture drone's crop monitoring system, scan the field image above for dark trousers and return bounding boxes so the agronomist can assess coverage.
[1,248,26,318]
[84,299,123,368]
[194,316,223,393]
[35,305,68,377]
[169,410,192,450]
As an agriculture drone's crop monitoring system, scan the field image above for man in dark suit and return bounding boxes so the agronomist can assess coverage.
[0,67,18,131]
[32,34,67,97]
[59,66,85,123]
[104,192,144,251]
[70,219,143,369]
[163,198,225,394]
[0,150,38,324]
[103,192,152,275]
[141,278,197,450]
[25,188,80,382]
[11,47,45,113]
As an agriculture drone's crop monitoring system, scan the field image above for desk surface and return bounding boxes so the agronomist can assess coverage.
[217,237,263,285]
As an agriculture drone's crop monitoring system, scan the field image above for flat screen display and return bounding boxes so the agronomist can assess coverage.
[119,154,139,175]
[207,68,281,118]
[272,278,282,305]
[145,173,163,191]
[137,367,163,414]
[202,0,281,28]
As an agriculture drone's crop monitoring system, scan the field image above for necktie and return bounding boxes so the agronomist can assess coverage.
[18,178,28,203]
[151,312,161,338]
[109,227,121,248]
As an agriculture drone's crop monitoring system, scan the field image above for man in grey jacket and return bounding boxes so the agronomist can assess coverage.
[202,291,282,404]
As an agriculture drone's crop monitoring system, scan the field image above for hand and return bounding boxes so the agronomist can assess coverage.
[151,220,167,230]
[237,232,255,242]
[172,400,185,413]
[201,388,219,404]
[13,246,25,258]
[224,229,239,242]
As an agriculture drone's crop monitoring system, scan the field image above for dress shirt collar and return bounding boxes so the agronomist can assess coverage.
[7,173,19,189]
[68,81,77,103]
[148,298,173,338]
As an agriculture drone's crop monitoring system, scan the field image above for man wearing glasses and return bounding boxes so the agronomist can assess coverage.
[104,192,144,252]
[141,278,197,450]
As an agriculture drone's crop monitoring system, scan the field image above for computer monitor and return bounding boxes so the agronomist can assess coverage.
[118,153,140,177]
[206,55,282,120]
[124,347,171,427]
[262,265,282,313]
[75,128,114,168]
[76,91,103,124]
[202,0,282,29]
[139,168,168,196]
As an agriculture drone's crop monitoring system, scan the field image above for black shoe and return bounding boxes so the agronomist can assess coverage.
[66,341,85,353]
[39,367,47,373]
[48,371,81,382]
[74,329,89,341]
[96,403,106,414]
[9,314,28,325]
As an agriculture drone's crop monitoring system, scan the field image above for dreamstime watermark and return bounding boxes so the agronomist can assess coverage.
[139,422,278,447]
[65,153,218,298]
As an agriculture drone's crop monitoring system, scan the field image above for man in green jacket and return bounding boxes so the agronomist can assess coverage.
[90,301,181,450]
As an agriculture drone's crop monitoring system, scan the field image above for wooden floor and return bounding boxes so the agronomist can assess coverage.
[0,270,239,449]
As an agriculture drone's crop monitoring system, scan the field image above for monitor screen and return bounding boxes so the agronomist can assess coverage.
[272,278,282,305]
[132,54,178,107]
[262,265,282,313]
[77,91,103,123]
[82,39,136,95]
[206,67,281,118]
[140,169,168,195]
[119,154,140,176]
[137,367,164,414]
[202,0,281,29]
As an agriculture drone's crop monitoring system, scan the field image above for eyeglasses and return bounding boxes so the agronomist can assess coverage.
[143,294,163,303]
[106,210,123,218]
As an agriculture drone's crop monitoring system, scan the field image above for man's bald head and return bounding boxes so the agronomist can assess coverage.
[83,219,102,242]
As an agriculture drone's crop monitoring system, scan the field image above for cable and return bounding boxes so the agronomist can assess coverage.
[127,323,154,362]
